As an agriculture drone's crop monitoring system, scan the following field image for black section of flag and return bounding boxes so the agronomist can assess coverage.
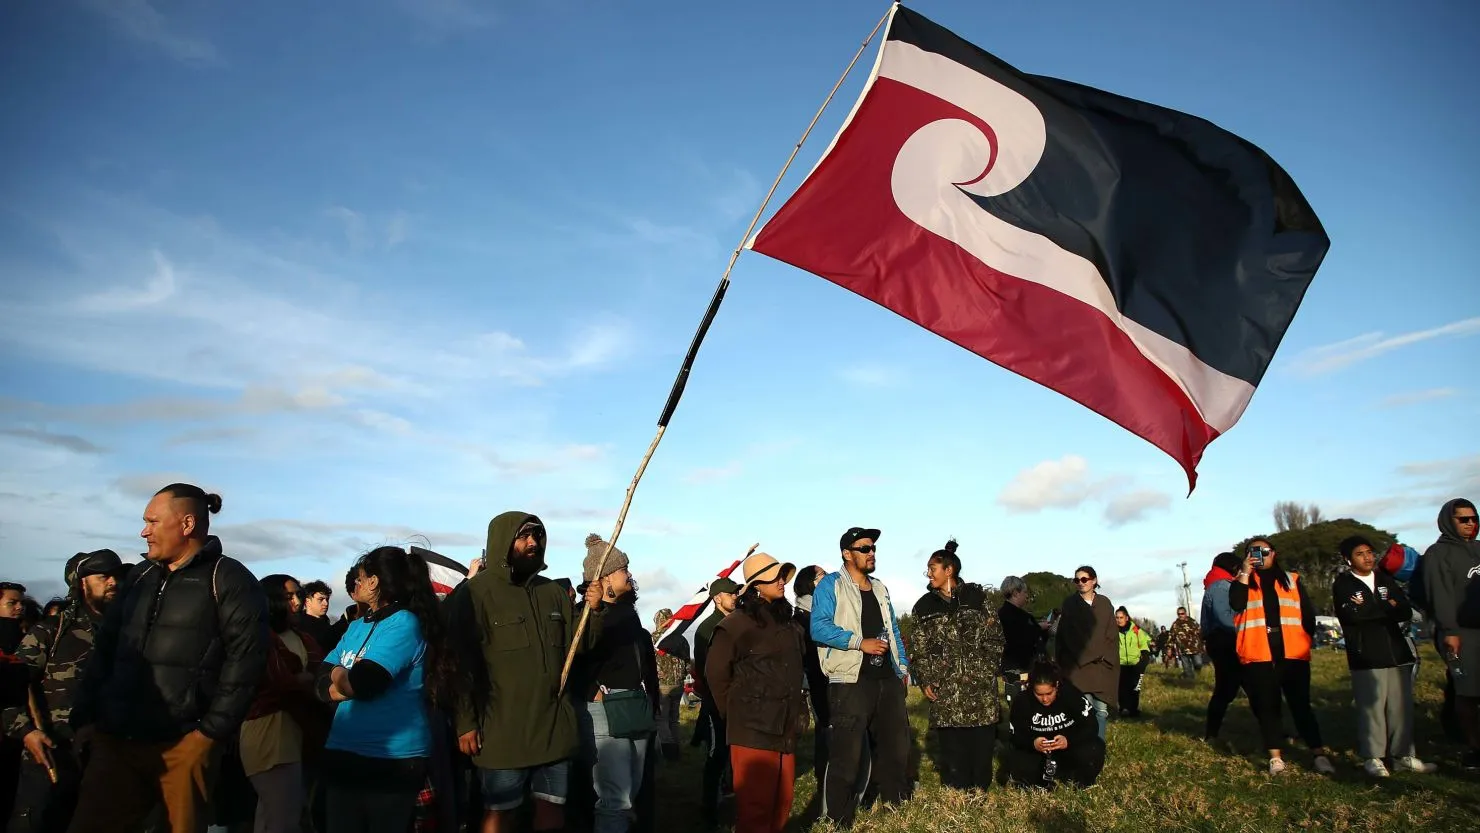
[887,6,1329,386]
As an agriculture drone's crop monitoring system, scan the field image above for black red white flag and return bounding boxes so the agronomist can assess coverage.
[748,5,1329,487]
[410,545,468,600]
[654,559,742,662]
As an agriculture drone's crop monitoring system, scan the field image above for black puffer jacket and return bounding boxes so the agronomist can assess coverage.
[73,537,268,741]
[1332,571,1415,671]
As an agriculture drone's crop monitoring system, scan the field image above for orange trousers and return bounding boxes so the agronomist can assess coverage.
[66,731,220,833]
[729,746,795,833]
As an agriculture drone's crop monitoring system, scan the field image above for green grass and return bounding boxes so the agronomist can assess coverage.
[653,645,1477,831]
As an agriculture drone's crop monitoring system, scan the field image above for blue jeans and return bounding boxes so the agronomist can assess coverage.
[1088,694,1110,741]
[1179,654,1202,678]
[580,695,648,833]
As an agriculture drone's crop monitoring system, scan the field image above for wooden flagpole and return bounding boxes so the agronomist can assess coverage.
[558,2,898,694]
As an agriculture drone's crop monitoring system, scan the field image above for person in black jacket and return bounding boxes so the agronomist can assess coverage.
[1006,661,1104,789]
[67,483,268,833]
[791,566,830,781]
[569,535,658,833]
[1333,536,1437,777]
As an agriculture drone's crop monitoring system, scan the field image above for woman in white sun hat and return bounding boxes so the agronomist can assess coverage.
[704,551,808,833]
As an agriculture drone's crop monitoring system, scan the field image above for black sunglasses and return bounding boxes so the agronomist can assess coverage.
[1456,515,1479,524]
[1074,576,1094,584]
[848,545,876,554]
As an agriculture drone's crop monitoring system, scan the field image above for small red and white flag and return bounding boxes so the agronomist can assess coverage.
[410,546,468,600]
[655,560,741,662]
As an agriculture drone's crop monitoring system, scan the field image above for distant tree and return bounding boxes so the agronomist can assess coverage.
[1020,571,1078,618]
[1274,501,1326,532]
[1134,616,1159,634]
[1236,518,1397,615]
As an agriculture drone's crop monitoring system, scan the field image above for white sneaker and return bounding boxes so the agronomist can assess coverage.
[1363,758,1390,777]
[1393,756,1438,774]
[1268,757,1286,775]
[1314,754,1336,775]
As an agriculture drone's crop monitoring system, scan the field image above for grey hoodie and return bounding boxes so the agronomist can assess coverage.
[1420,498,1480,639]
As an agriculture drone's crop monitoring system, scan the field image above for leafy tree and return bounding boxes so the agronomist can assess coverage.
[1273,501,1326,532]
[1021,571,1078,618]
[1236,518,1397,615]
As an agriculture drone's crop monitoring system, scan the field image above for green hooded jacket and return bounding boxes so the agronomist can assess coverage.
[450,511,604,770]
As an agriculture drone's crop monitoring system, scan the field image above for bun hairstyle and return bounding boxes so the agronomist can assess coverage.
[155,483,222,534]
[927,538,963,581]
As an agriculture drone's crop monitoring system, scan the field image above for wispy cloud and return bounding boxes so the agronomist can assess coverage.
[681,439,801,486]
[391,0,497,41]
[1377,388,1458,409]
[1288,317,1480,376]
[0,428,107,455]
[326,206,370,251]
[218,518,483,562]
[84,0,219,65]
[838,363,901,388]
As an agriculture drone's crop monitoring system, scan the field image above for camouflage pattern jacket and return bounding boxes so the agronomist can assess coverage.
[1168,618,1205,656]
[2,600,102,742]
[910,582,1005,728]
[653,633,688,693]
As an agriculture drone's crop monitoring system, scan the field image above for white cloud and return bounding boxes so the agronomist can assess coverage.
[998,455,1171,528]
[76,249,176,312]
[1377,388,1458,409]
[997,455,1106,512]
[1288,317,1480,376]
[684,462,744,485]
[84,0,219,64]
[1104,489,1173,527]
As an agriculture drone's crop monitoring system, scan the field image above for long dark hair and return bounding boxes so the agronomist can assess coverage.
[355,546,453,707]
[736,584,793,627]
[260,574,298,634]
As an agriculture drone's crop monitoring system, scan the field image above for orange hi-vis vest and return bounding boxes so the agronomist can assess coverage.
[1234,571,1311,663]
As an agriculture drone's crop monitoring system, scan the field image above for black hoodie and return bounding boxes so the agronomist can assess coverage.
[1333,570,1415,670]
[1008,679,1097,751]
[1420,499,1480,638]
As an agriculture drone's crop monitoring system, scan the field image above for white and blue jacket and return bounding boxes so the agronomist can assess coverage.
[809,571,908,683]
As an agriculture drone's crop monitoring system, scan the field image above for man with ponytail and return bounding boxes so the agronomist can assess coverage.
[68,483,268,833]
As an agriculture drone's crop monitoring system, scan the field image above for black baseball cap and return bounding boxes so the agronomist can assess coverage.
[840,528,881,551]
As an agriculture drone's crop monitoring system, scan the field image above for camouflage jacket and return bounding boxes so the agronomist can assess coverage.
[910,582,1005,728]
[653,633,688,691]
[2,601,102,741]
[1168,618,1205,655]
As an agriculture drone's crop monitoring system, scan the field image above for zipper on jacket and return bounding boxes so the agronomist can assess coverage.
[527,582,548,673]
[141,568,171,654]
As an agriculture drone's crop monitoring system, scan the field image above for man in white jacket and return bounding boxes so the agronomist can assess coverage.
[810,527,910,827]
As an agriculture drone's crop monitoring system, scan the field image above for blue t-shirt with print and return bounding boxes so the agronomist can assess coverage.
[325,609,430,759]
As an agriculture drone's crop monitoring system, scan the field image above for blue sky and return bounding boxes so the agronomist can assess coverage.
[1,0,1476,627]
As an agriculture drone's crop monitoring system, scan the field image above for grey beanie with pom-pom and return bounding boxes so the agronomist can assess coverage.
[582,533,630,583]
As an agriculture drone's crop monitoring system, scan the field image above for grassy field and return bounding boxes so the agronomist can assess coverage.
[652,645,1477,832]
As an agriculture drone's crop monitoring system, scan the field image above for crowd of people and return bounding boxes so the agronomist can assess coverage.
[0,485,1476,833]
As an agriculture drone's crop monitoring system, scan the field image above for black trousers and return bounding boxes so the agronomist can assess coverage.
[1243,659,1323,751]
[1204,635,1243,739]
[808,682,830,781]
[932,726,994,791]
[1117,666,1144,716]
[697,705,730,819]
[6,745,82,833]
[1006,737,1104,789]
[823,677,910,827]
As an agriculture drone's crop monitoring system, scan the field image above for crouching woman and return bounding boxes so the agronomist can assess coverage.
[1007,661,1105,790]
[704,553,808,833]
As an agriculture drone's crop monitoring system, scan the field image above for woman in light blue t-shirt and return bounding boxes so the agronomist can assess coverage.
[315,546,452,833]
